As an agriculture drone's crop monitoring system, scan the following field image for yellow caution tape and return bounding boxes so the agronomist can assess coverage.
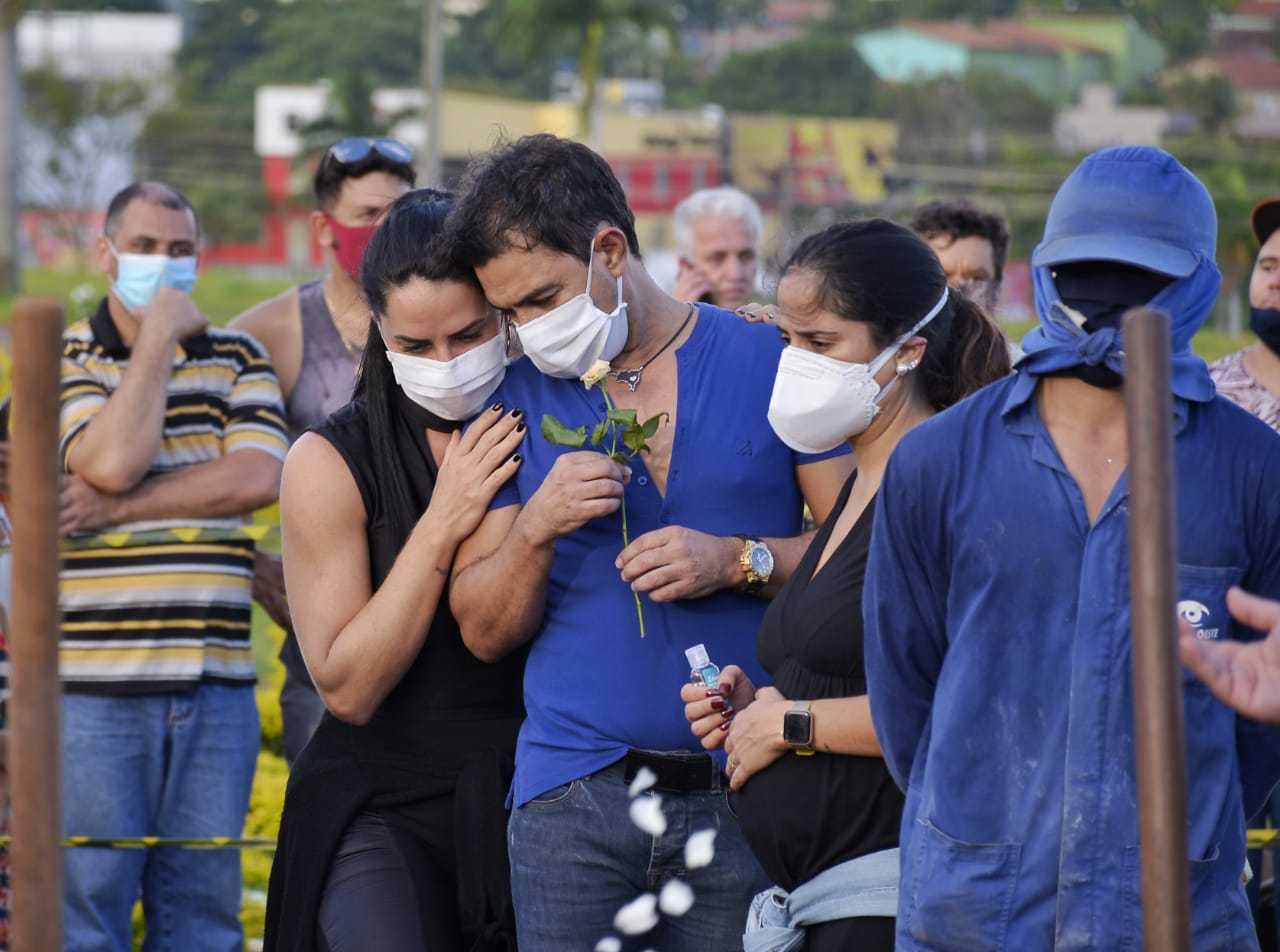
[1248,828,1280,849]
[0,830,1276,853]
[0,835,276,851]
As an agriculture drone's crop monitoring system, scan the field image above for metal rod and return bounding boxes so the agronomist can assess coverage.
[9,297,65,951]
[420,0,443,185]
[1123,306,1190,952]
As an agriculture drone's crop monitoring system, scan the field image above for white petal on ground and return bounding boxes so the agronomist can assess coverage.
[594,939,622,952]
[685,828,717,869]
[628,766,657,799]
[629,794,667,837]
[614,893,659,935]
[659,878,695,916]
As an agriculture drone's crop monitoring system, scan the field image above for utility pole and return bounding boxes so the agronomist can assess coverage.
[0,0,23,294]
[420,0,443,186]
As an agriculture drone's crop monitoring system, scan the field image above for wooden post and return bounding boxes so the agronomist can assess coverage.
[9,298,64,951]
[1123,307,1190,952]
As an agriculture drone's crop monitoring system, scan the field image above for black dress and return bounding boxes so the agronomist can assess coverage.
[734,471,904,948]
[264,394,527,952]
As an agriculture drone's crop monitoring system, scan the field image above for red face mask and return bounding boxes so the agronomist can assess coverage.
[326,215,379,278]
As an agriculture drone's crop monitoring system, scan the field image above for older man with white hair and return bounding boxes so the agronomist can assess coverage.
[672,185,762,310]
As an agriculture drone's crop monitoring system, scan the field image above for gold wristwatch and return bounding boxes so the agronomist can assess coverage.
[735,535,774,595]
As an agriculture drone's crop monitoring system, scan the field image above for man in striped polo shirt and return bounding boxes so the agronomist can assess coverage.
[55,182,288,951]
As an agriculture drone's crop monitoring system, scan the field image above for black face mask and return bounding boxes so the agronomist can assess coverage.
[1250,306,1280,357]
[1048,262,1176,389]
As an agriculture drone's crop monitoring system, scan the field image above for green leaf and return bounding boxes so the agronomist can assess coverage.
[540,414,587,449]
[606,407,638,428]
[590,420,609,446]
[622,428,649,456]
[641,412,668,439]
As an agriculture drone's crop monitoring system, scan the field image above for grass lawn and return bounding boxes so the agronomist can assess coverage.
[0,267,298,329]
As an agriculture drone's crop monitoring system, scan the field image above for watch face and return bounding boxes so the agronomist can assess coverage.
[749,544,774,577]
[783,709,811,746]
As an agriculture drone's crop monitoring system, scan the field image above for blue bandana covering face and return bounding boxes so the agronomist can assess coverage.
[1019,258,1221,402]
[1019,146,1222,403]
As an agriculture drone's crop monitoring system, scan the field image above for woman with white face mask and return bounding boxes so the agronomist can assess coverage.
[266,189,529,951]
[681,219,1011,951]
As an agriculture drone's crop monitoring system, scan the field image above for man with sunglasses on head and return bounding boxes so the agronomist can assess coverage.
[232,136,415,764]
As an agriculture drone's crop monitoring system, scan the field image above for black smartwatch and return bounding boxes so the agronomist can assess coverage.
[783,701,815,756]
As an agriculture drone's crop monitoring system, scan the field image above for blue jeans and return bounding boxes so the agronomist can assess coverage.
[509,760,769,952]
[61,684,259,952]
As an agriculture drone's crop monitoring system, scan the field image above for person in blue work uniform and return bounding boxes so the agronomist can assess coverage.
[445,134,853,951]
[864,145,1280,951]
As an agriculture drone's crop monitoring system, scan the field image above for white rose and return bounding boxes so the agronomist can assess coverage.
[580,359,612,389]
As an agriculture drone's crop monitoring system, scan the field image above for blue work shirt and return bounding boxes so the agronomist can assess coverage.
[488,305,845,807]
[864,370,1280,951]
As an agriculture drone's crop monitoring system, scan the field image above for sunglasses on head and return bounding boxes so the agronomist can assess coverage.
[328,137,414,166]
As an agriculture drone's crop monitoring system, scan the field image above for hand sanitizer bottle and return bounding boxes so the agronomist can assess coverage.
[685,644,720,690]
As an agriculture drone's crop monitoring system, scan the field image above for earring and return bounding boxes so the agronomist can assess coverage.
[897,360,919,374]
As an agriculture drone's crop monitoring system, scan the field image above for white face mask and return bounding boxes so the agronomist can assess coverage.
[514,242,629,379]
[383,325,508,421]
[767,288,949,454]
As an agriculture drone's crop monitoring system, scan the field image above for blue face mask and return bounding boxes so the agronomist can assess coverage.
[109,242,198,312]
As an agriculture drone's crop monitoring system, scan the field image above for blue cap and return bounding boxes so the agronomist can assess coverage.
[1031,146,1217,279]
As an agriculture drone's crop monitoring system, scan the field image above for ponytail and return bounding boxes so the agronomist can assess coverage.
[918,293,1012,411]
[354,320,419,549]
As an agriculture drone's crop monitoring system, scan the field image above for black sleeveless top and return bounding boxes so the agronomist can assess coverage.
[733,471,904,892]
[264,393,525,952]
[313,393,526,731]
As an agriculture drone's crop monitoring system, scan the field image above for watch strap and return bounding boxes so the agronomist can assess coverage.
[735,534,767,594]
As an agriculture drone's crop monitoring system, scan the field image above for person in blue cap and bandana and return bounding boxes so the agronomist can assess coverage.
[864,145,1280,950]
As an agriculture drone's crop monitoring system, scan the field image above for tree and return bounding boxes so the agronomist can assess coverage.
[1165,73,1236,134]
[490,0,679,136]
[702,33,878,117]
[1047,0,1234,59]
[895,0,1020,18]
[0,0,20,292]
[873,70,1054,164]
[21,68,149,258]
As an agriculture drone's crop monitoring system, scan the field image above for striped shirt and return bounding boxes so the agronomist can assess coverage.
[58,300,288,693]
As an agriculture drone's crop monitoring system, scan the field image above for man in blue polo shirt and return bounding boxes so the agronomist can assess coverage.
[864,146,1280,950]
[447,135,851,950]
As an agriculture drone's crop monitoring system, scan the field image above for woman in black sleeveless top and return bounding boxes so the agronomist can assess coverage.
[264,190,528,952]
[681,221,1012,951]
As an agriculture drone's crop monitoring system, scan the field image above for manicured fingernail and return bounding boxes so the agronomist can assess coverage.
[710,698,726,711]
[510,453,522,464]
[720,708,734,720]
[491,402,504,412]
[705,689,720,699]
[719,683,732,697]
[510,408,523,418]
[516,423,526,433]
[719,720,732,731]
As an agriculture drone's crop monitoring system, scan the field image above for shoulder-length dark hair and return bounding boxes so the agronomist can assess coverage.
[781,218,1011,410]
[354,187,484,545]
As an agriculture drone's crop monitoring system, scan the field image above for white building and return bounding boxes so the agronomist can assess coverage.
[18,12,182,84]
[1054,83,1173,151]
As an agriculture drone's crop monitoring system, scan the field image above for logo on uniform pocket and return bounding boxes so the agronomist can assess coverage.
[1178,600,1220,640]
